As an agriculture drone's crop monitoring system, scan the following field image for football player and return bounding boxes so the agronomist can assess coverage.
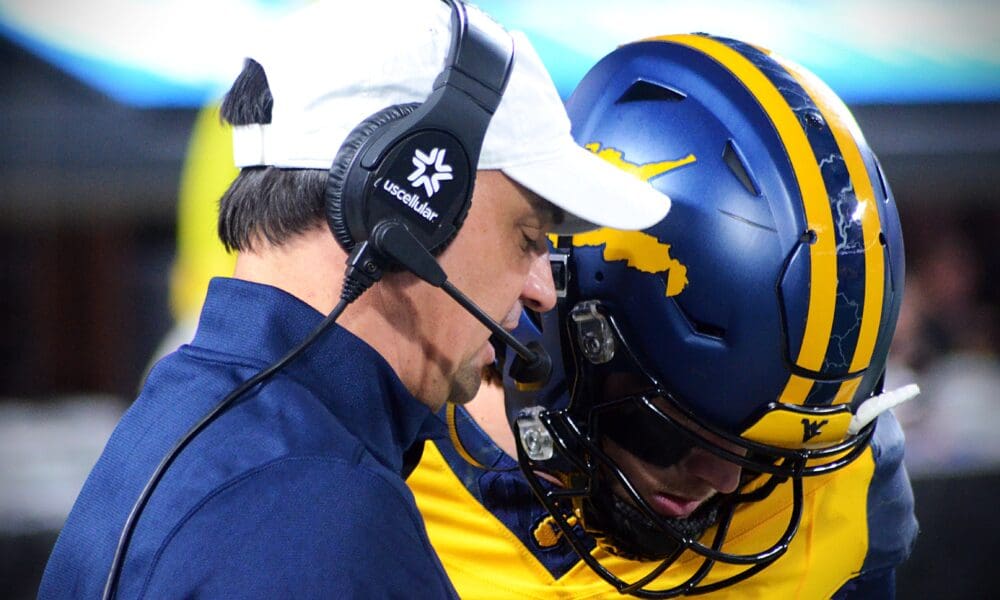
[408,34,918,598]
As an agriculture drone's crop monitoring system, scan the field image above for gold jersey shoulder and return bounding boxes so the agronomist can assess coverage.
[408,441,875,599]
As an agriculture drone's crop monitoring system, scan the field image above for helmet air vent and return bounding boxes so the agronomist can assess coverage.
[614,79,687,104]
[722,139,760,197]
[872,155,891,203]
[692,319,726,340]
[672,298,727,341]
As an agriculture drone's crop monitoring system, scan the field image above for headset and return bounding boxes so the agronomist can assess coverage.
[103,1,549,597]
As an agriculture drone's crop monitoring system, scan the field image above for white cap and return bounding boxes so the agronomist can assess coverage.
[231,0,670,233]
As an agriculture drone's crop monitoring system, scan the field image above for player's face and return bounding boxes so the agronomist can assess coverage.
[419,171,556,410]
[599,376,744,519]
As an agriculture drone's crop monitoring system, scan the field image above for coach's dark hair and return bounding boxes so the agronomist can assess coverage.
[217,59,328,252]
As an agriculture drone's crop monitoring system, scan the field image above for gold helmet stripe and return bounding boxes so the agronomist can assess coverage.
[649,34,838,406]
[776,57,886,394]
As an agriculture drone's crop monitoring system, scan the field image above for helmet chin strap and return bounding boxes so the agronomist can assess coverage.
[847,383,920,435]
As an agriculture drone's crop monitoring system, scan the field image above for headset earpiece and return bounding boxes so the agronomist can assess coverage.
[326,103,420,252]
[325,99,477,263]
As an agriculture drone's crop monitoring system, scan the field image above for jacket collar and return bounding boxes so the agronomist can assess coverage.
[191,277,448,474]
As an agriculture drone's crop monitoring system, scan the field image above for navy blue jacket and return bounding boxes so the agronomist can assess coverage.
[39,278,457,599]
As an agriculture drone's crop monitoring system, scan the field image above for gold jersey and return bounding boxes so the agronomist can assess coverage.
[409,405,916,599]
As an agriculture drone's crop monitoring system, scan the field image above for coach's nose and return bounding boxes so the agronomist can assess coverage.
[521,252,557,313]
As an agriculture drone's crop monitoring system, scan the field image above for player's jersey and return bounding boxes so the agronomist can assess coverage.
[171,103,237,323]
[408,404,917,599]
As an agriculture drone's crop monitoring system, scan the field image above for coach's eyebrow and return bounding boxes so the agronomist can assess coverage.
[524,189,565,229]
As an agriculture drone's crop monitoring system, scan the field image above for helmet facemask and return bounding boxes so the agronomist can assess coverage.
[514,302,811,597]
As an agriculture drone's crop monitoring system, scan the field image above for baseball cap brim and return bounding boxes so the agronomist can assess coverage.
[502,139,671,234]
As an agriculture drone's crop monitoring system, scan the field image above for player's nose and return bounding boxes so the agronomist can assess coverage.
[683,447,742,494]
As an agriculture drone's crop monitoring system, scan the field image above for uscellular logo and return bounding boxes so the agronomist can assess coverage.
[408,147,453,197]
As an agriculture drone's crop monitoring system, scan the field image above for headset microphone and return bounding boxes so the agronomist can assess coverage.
[371,220,552,386]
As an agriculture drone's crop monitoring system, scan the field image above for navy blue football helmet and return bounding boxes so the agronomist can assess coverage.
[507,34,911,596]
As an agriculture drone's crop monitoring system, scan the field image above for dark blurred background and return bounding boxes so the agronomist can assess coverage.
[1,1,998,598]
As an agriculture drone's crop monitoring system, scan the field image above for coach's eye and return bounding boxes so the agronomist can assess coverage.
[521,231,544,255]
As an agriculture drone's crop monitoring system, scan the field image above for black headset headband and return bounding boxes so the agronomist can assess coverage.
[359,0,514,169]
[329,0,515,259]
